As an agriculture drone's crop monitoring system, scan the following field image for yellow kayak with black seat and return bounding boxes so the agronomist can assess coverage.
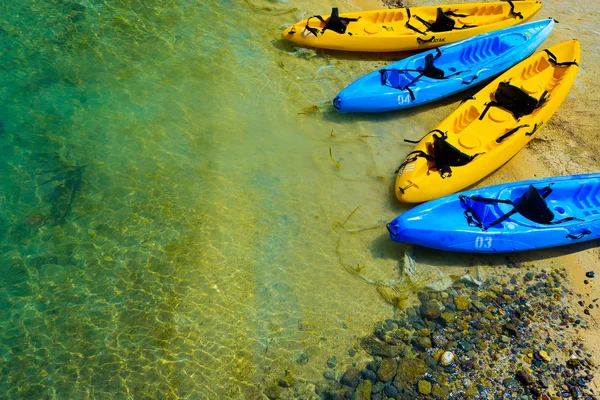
[395,40,580,203]
[281,1,541,52]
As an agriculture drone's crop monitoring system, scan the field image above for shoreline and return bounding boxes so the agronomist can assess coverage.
[344,0,600,393]
[317,265,599,399]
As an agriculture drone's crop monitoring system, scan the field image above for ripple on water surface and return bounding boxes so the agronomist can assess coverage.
[0,0,406,398]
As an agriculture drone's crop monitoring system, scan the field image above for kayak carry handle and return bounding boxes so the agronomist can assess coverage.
[386,223,395,235]
[566,230,591,240]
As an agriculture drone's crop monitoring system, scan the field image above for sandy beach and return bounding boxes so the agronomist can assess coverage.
[348,0,600,392]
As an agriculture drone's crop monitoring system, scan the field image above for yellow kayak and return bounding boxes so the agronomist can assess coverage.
[395,40,580,203]
[281,1,542,52]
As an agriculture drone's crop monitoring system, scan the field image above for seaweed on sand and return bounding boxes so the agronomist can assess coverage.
[331,206,483,312]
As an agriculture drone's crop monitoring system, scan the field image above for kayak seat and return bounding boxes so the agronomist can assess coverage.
[421,52,445,78]
[406,7,476,35]
[479,81,548,120]
[304,8,359,36]
[460,184,581,231]
[429,131,483,177]
[514,185,554,224]
[432,134,474,168]
[379,48,464,100]
[323,8,354,34]
[429,8,458,32]
[396,130,483,179]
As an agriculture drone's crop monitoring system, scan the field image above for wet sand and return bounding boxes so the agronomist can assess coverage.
[346,0,600,391]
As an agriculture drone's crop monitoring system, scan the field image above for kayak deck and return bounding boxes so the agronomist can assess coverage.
[395,40,580,203]
[281,1,542,52]
[388,173,600,253]
[334,19,554,113]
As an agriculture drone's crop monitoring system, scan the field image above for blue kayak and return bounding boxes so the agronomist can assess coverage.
[387,173,600,253]
[333,18,555,113]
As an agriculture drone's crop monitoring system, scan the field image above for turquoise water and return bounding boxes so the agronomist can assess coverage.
[0,0,406,398]
[1,0,598,398]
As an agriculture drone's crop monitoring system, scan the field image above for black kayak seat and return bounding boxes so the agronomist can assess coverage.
[429,7,457,32]
[432,133,474,168]
[379,52,445,90]
[422,52,446,78]
[479,81,546,121]
[514,185,554,224]
[495,82,539,118]
[324,8,359,34]
[304,8,358,36]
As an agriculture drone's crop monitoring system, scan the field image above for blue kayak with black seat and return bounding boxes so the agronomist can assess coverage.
[333,18,555,113]
[387,173,600,253]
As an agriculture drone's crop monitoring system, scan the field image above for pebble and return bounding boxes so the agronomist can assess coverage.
[340,368,360,388]
[323,266,599,400]
[383,383,398,398]
[327,356,337,369]
[515,370,535,386]
[502,377,519,389]
[383,319,397,331]
[366,360,378,372]
[524,272,535,281]
[460,359,475,371]
[441,311,456,324]
[421,300,443,319]
[418,291,430,303]
[586,271,595,278]
[278,369,296,388]
[372,381,384,394]
[359,369,375,383]
[454,295,470,311]
[376,358,397,382]
[440,351,455,366]
[418,380,432,395]
[293,351,309,365]
[323,371,335,380]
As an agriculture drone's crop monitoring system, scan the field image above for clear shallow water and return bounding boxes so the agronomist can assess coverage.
[1,0,598,398]
[0,0,408,398]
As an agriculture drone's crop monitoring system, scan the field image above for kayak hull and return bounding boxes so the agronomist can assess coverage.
[334,19,554,113]
[282,2,542,52]
[388,173,600,253]
[395,40,580,203]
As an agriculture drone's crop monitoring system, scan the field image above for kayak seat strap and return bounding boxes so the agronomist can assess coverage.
[305,8,359,36]
[408,7,477,34]
[379,48,464,100]
[543,49,579,67]
[502,0,523,19]
[405,8,427,35]
[397,130,483,178]
[460,185,583,230]
[430,131,483,178]
[395,150,433,173]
